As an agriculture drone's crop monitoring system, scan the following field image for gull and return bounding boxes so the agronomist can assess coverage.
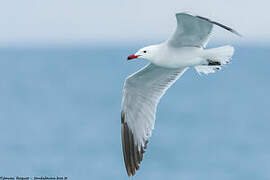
[121,12,240,176]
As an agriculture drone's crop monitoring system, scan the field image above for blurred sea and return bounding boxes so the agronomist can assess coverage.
[0,44,269,180]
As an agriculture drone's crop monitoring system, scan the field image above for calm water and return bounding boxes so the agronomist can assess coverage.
[0,44,269,179]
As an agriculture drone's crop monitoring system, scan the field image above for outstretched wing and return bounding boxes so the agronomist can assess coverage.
[168,12,241,48]
[121,63,187,176]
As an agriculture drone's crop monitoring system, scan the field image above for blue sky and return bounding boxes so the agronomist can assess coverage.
[0,0,268,45]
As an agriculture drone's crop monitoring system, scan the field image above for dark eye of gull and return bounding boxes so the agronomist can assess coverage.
[143,50,147,53]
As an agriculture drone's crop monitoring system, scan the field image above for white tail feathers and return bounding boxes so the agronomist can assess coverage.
[204,45,234,64]
[195,45,234,75]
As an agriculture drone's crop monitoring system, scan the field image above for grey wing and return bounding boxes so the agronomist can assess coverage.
[168,12,241,48]
[121,63,187,176]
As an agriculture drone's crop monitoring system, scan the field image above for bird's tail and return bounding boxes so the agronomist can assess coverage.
[195,45,234,74]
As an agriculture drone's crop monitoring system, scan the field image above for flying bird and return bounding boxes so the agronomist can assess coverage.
[121,12,240,176]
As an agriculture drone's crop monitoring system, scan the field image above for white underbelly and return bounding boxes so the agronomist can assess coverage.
[155,57,204,68]
[153,47,206,68]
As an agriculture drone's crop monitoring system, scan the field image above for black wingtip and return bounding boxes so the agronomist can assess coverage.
[196,15,242,37]
[230,29,243,37]
[121,111,148,177]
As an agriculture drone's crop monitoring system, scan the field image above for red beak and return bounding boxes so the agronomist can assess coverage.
[127,54,139,60]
